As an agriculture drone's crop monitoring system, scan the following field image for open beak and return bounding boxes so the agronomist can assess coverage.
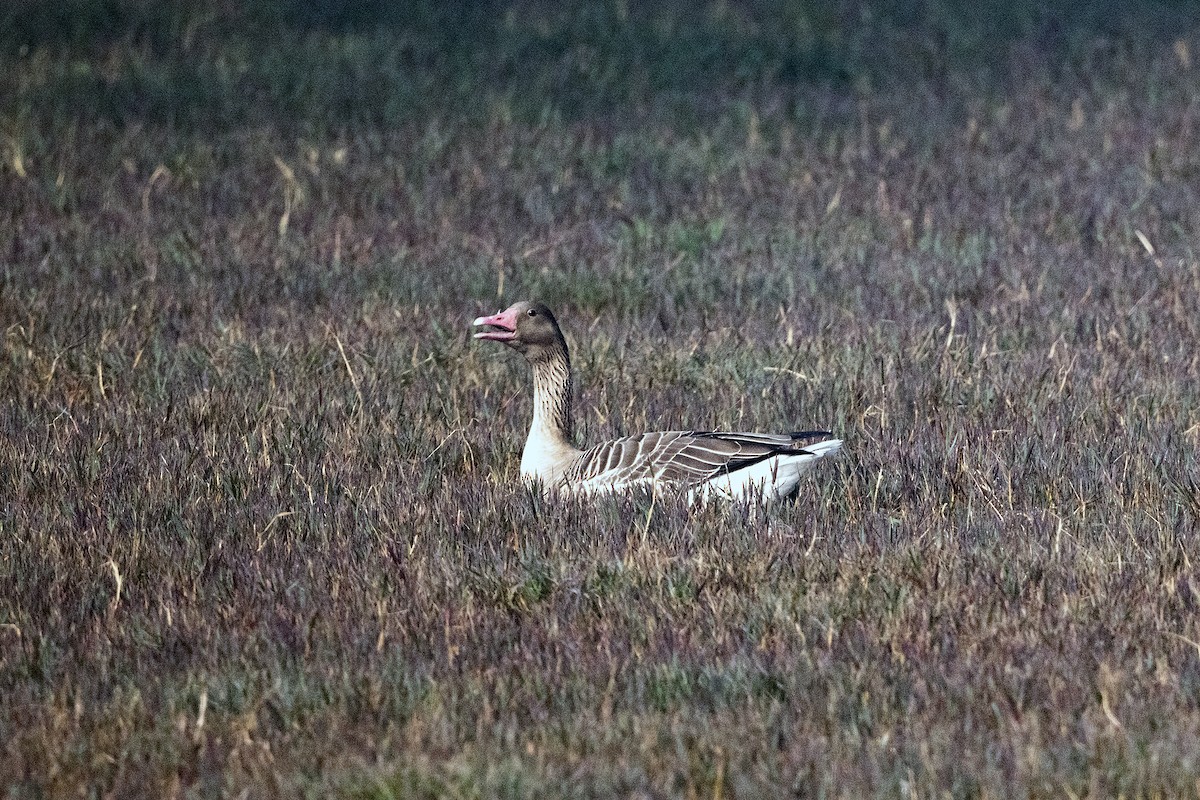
[472,309,518,342]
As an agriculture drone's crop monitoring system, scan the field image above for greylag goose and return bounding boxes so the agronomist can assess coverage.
[473,301,842,502]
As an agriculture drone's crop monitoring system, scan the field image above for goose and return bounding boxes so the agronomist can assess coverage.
[473,300,842,502]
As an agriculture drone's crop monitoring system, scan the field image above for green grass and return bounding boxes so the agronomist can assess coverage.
[3,0,1200,797]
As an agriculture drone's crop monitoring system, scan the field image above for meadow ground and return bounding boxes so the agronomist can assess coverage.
[3,1,1200,796]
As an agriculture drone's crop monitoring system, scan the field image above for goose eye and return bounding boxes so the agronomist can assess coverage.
[527,308,538,317]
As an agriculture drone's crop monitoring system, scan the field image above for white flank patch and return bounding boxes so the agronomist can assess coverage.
[690,439,843,504]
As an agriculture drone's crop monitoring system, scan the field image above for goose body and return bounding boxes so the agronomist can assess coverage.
[473,301,841,502]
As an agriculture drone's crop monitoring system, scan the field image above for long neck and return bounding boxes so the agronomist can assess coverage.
[529,344,574,445]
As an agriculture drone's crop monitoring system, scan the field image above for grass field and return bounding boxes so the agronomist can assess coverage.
[3,1,1200,796]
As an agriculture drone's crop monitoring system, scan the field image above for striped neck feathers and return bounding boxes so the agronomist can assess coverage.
[528,342,574,445]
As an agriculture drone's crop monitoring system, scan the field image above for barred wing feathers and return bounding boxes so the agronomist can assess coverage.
[565,430,834,492]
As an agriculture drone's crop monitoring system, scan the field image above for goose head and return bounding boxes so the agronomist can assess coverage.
[473,301,565,360]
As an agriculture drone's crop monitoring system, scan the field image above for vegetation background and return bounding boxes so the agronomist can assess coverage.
[2,0,1200,796]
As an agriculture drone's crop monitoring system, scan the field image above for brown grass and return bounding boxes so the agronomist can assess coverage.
[2,1,1200,797]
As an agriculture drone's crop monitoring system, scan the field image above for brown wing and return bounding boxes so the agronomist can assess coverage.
[567,430,831,490]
